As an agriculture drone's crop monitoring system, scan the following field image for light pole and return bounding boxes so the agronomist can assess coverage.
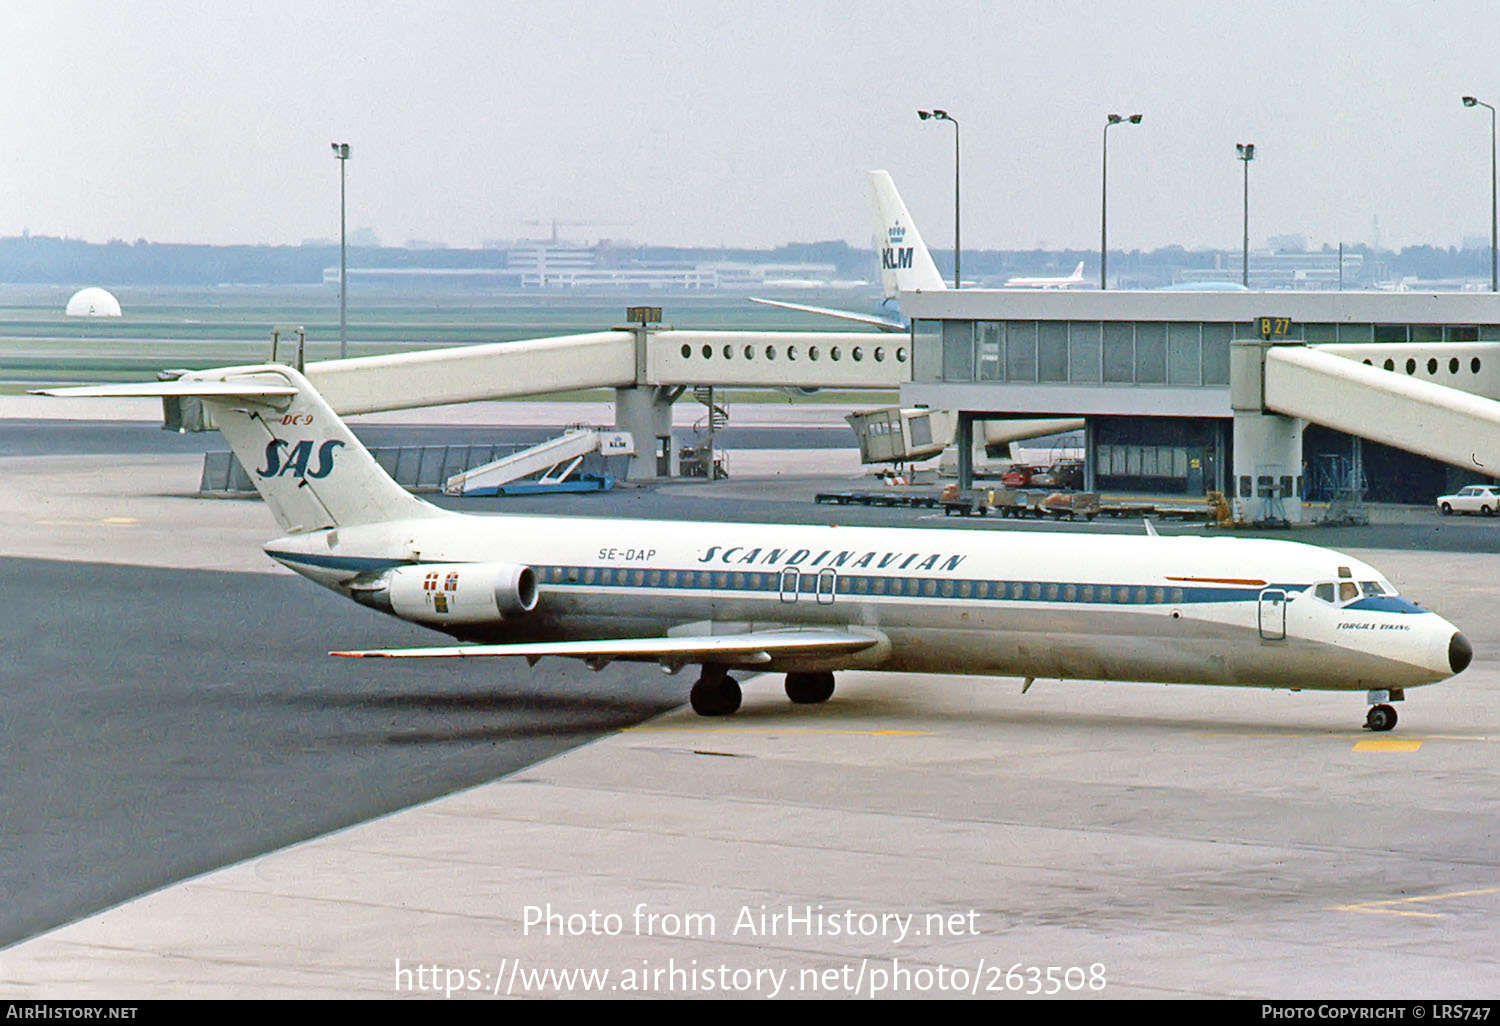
[1236,142,1255,288]
[918,109,960,288]
[1101,113,1142,289]
[331,142,351,358]
[1462,96,1497,292]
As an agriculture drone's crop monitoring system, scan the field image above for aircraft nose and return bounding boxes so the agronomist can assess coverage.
[1450,632,1474,675]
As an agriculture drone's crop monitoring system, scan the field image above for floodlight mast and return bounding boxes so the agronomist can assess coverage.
[1237,142,1255,288]
[918,109,961,288]
[1101,113,1142,289]
[1462,96,1497,292]
[331,142,351,358]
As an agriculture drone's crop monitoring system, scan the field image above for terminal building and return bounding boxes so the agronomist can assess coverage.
[897,289,1500,512]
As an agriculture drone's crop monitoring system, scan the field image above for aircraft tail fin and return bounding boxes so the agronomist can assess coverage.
[35,366,444,534]
[868,170,947,299]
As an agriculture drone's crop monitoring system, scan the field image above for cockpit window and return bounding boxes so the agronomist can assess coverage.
[1315,578,1398,606]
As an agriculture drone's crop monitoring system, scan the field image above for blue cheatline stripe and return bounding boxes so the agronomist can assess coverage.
[268,555,1434,616]
[530,564,1304,607]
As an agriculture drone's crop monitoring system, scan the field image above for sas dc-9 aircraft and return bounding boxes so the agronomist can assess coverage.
[41,367,1470,732]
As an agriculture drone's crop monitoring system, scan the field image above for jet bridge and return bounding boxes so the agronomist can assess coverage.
[170,326,906,481]
[1233,340,1500,522]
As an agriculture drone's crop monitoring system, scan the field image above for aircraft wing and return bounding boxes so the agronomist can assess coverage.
[748,297,906,332]
[333,628,882,669]
[31,381,298,400]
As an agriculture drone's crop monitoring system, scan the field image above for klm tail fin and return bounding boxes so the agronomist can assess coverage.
[36,365,444,534]
[868,170,947,299]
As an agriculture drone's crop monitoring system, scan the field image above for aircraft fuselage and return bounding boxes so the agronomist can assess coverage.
[267,513,1466,694]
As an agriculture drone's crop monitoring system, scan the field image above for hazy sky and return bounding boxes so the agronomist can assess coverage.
[4,1,1498,252]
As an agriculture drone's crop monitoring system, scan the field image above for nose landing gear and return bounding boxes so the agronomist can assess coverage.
[1363,689,1403,732]
[1364,704,1398,732]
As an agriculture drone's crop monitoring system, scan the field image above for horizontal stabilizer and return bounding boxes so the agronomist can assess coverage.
[748,297,906,332]
[30,381,298,401]
[333,628,880,666]
[36,364,443,533]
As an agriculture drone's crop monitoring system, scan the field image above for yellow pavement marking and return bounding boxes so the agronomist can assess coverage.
[624,726,930,737]
[1334,886,1500,919]
[1200,731,1500,744]
[101,516,139,525]
[1352,739,1423,752]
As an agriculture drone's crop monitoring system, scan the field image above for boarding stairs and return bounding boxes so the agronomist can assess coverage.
[443,428,634,496]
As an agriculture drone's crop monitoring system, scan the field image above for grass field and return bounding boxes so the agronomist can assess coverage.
[0,284,894,397]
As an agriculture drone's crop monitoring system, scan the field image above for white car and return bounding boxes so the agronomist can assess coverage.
[1437,484,1500,516]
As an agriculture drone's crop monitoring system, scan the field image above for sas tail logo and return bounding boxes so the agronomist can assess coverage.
[256,438,345,479]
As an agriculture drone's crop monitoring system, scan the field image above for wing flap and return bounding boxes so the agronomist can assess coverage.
[333,628,880,666]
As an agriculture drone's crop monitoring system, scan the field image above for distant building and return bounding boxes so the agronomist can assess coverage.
[64,287,121,317]
[1179,249,1364,290]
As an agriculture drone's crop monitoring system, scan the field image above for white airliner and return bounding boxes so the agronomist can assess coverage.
[1005,261,1087,289]
[39,369,1472,731]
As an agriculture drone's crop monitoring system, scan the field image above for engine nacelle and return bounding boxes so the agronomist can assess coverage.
[375,562,539,625]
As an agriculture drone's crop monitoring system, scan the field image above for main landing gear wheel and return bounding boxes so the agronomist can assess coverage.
[784,671,836,705]
[689,666,741,716]
[1364,704,1398,732]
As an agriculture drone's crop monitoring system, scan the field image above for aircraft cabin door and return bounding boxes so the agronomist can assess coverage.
[816,568,838,605]
[1258,588,1287,641]
[779,567,800,604]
